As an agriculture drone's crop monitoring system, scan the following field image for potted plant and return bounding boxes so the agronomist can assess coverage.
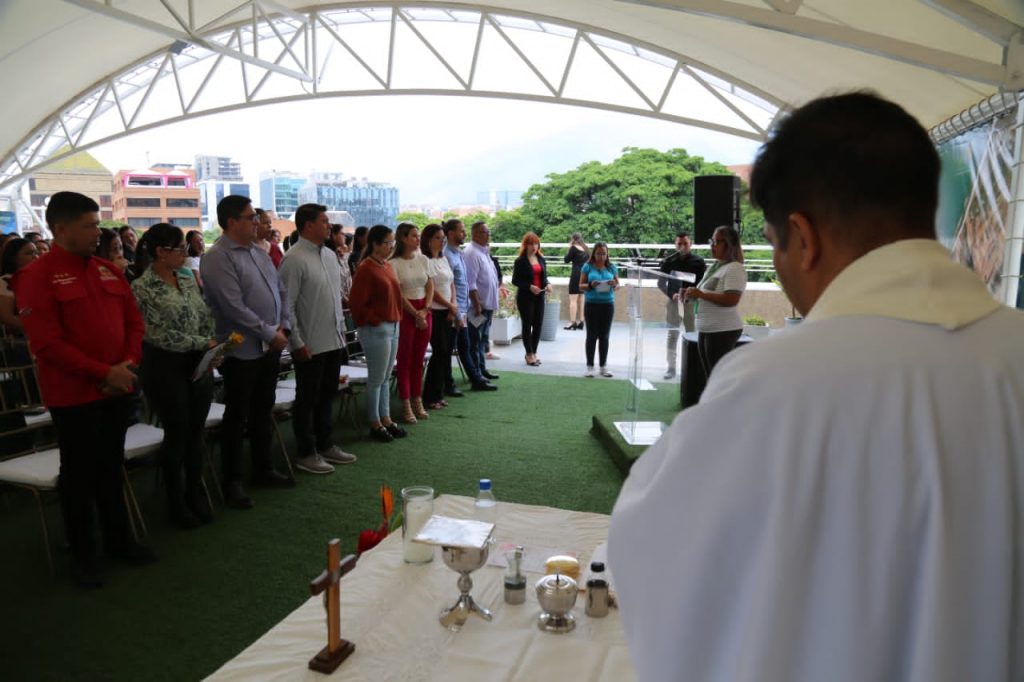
[491,293,521,344]
[772,277,803,327]
[742,315,770,339]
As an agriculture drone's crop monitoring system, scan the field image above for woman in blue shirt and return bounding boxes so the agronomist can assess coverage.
[579,242,619,377]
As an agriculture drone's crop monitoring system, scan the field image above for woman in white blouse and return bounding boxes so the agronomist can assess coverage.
[420,224,458,411]
[683,225,747,379]
[389,222,434,423]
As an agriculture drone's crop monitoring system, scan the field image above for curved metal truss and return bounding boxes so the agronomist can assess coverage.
[1,2,783,192]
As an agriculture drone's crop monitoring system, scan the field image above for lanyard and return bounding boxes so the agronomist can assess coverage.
[694,261,723,314]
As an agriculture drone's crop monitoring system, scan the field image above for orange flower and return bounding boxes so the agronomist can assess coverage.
[381,485,394,521]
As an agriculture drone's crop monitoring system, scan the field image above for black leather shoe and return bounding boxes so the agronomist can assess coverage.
[70,558,105,589]
[385,423,408,438]
[169,504,201,530]
[253,469,296,488]
[223,481,254,509]
[108,542,159,566]
[471,381,498,392]
[445,387,465,398]
[481,370,499,380]
[185,491,214,524]
[369,425,394,443]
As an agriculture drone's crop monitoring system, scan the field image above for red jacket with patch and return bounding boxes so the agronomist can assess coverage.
[14,244,143,408]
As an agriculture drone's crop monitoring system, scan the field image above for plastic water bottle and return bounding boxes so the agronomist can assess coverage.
[474,478,497,524]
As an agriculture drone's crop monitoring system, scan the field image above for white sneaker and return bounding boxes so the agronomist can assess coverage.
[295,454,335,474]
[486,351,501,360]
[319,445,357,465]
[663,368,676,380]
[584,366,595,378]
[600,367,614,378]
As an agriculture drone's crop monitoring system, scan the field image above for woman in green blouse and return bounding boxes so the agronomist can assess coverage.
[131,223,218,529]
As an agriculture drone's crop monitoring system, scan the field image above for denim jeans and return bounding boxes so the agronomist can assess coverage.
[359,322,399,423]
[448,320,483,386]
[467,308,494,372]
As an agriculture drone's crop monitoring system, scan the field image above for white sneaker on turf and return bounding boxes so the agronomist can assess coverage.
[295,454,335,474]
[600,367,614,378]
[584,366,595,378]
[319,445,357,465]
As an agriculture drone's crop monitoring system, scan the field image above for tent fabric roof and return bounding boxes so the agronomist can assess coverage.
[0,0,1021,167]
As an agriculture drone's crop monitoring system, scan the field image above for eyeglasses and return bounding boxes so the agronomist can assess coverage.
[383,240,396,247]
[160,246,188,254]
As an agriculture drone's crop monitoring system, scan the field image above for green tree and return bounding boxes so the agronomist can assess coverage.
[517,147,751,245]
[395,211,431,227]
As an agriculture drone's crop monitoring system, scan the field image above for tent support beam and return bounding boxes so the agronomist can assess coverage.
[618,0,1014,87]
[61,0,313,82]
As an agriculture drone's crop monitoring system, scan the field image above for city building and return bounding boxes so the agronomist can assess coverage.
[299,172,399,227]
[197,180,251,230]
[194,155,249,230]
[475,189,523,212]
[260,170,306,218]
[195,155,243,181]
[112,167,202,229]
[27,149,115,229]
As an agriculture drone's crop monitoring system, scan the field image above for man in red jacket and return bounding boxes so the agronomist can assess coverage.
[16,191,156,588]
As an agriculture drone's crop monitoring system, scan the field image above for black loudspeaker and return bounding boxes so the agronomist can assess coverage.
[693,175,741,245]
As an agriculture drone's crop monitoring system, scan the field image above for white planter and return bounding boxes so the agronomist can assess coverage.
[540,299,561,342]
[743,324,771,339]
[491,316,521,345]
[784,316,804,328]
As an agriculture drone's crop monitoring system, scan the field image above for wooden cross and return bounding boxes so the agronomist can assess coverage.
[308,539,357,674]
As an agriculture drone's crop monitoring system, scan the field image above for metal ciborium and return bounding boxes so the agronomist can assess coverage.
[412,515,495,632]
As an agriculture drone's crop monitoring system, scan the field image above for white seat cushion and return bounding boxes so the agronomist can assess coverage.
[23,410,52,428]
[340,364,368,385]
[0,448,60,489]
[205,402,226,428]
[274,388,296,413]
[124,423,165,461]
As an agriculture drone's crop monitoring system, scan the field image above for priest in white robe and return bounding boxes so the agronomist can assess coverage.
[609,92,1024,682]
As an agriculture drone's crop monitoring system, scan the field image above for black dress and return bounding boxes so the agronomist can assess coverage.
[564,247,588,295]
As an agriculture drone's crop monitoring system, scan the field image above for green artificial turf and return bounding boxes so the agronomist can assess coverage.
[0,371,677,681]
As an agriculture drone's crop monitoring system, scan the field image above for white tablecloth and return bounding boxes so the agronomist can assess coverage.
[206,495,636,681]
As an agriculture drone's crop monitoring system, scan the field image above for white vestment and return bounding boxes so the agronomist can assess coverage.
[609,240,1024,682]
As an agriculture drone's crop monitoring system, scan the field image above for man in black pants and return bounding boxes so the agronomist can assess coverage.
[201,195,294,509]
[279,203,357,475]
[16,191,157,587]
[658,231,705,380]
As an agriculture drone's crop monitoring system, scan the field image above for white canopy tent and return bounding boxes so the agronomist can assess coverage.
[0,0,1021,299]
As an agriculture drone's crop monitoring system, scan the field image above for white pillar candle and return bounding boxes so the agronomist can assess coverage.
[403,499,435,564]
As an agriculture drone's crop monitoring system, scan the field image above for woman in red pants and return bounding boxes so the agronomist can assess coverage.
[390,222,434,423]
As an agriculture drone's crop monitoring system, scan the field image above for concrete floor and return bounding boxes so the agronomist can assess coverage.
[484,317,684,382]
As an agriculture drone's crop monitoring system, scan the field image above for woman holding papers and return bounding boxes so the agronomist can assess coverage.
[579,243,619,377]
[683,225,747,379]
[131,223,218,529]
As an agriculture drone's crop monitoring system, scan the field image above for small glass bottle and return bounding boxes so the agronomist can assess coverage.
[585,561,609,617]
[504,545,526,604]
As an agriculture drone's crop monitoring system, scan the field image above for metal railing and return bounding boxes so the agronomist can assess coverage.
[488,242,777,283]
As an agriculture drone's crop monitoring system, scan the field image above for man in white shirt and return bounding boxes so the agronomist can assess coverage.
[609,92,1024,682]
[278,203,356,475]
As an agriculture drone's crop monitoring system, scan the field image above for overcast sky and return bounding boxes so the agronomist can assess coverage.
[89,94,763,208]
